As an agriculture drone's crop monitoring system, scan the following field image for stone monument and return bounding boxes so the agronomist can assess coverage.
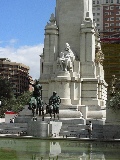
[40,0,107,120]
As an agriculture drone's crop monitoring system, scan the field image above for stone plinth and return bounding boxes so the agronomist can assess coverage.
[27,121,48,137]
[49,121,62,137]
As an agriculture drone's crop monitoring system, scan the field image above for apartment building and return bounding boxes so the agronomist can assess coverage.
[92,0,120,92]
[92,0,103,32]
[93,0,120,34]
[0,58,30,95]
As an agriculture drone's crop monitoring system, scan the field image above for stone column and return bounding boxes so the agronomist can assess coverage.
[80,14,96,78]
[80,32,86,62]
[44,23,59,63]
[85,29,95,62]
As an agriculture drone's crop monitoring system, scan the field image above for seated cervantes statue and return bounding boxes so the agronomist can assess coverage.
[57,43,75,71]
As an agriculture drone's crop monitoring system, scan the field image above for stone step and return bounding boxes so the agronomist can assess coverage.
[59,104,78,110]
[61,118,85,125]
[0,123,27,128]
[59,129,88,138]
[0,123,28,134]
[14,116,33,123]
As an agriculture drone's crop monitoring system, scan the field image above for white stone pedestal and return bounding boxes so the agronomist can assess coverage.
[49,121,62,137]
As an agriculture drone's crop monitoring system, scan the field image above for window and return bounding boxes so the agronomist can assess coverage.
[97,18,100,21]
[110,28,114,31]
[105,12,109,15]
[93,1,95,4]
[97,7,100,10]
[93,13,95,16]
[116,28,120,31]
[106,0,108,3]
[105,18,109,21]
[110,17,114,21]
[97,13,100,15]
[97,1,99,4]
[111,0,113,3]
[116,6,119,9]
[110,23,114,26]
[116,17,120,21]
[105,23,109,26]
[104,6,109,10]
[110,11,114,15]
[117,0,120,3]
[110,6,114,10]
[116,11,120,15]
[116,23,120,26]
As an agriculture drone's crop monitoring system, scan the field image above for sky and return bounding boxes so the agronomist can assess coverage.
[0,0,56,80]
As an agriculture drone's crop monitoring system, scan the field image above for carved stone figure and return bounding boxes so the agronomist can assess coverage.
[46,13,56,26]
[95,47,104,65]
[57,43,75,71]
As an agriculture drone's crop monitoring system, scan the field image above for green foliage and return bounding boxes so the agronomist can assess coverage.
[11,91,32,113]
[107,92,120,111]
[0,78,14,99]
[16,91,32,106]
[0,148,17,160]
[0,78,32,117]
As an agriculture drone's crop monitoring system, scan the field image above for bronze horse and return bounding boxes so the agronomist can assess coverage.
[28,96,44,121]
[46,103,59,120]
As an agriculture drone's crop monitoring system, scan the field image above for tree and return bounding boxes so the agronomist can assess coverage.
[0,78,13,99]
[0,78,32,117]
[107,75,120,111]
[13,91,32,112]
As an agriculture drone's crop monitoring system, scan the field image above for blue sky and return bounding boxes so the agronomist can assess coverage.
[0,0,56,79]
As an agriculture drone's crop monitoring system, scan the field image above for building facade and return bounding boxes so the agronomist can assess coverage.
[0,58,30,95]
[93,0,120,35]
[92,0,120,92]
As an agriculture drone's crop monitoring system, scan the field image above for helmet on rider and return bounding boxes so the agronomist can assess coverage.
[53,91,57,96]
